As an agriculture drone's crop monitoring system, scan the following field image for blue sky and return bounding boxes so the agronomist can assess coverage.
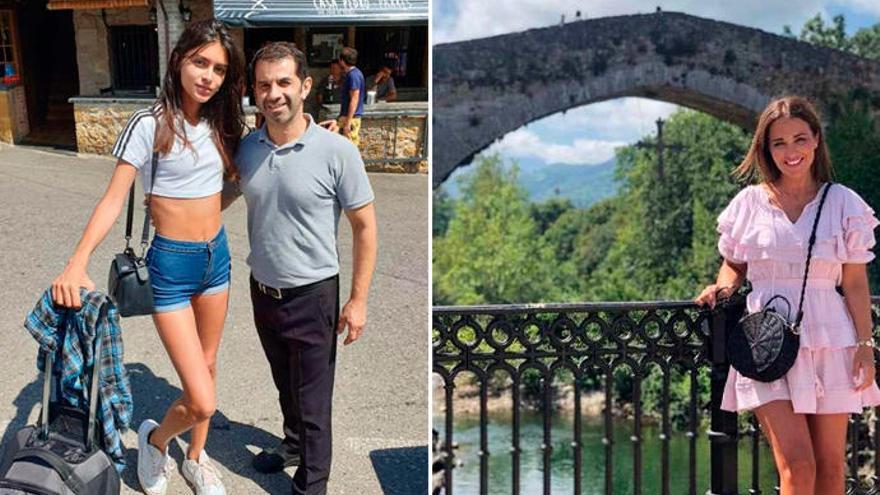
[433,1,880,169]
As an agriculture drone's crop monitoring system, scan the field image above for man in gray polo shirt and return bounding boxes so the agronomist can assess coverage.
[223,42,377,495]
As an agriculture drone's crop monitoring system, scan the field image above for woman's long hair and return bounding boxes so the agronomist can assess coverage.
[155,20,244,181]
[734,95,834,184]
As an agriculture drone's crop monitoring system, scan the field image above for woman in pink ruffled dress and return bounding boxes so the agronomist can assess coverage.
[695,95,880,495]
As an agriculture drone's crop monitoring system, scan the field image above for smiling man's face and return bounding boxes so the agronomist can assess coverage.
[253,56,313,126]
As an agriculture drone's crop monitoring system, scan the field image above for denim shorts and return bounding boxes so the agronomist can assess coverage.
[145,226,231,313]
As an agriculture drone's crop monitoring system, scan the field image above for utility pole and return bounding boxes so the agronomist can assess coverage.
[635,118,684,180]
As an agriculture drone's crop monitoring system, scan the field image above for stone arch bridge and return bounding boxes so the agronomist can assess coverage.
[432,11,880,187]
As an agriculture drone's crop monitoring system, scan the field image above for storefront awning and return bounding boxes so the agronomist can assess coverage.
[214,0,428,27]
[47,0,148,9]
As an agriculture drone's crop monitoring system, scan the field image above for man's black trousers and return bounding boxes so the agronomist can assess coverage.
[250,274,339,495]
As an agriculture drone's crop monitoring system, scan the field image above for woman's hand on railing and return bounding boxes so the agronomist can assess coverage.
[694,284,735,309]
[51,261,95,309]
[853,346,877,391]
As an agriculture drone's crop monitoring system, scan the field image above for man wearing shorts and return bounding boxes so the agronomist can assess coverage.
[336,47,365,146]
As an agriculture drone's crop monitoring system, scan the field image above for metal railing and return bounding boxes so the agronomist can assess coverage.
[432,298,880,495]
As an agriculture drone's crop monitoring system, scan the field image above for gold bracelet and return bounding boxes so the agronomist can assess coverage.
[857,338,876,348]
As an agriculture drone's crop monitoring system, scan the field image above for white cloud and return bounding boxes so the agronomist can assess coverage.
[534,98,681,142]
[844,0,880,17]
[485,128,626,165]
[433,0,839,44]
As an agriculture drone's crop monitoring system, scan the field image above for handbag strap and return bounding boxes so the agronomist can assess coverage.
[121,110,161,254]
[140,142,159,252]
[122,110,160,253]
[123,186,135,250]
[794,182,833,329]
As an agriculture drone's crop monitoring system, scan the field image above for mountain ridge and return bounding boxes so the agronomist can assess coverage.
[441,156,619,208]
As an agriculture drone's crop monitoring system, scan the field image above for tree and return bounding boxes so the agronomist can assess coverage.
[570,199,619,282]
[852,25,880,60]
[432,155,567,305]
[530,197,574,236]
[432,188,455,237]
[826,97,880,288]
[784,14,850,52]
[584,111,751,301]
[784,13,880,60]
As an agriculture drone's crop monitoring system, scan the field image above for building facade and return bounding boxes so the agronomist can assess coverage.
[0,0,427,172]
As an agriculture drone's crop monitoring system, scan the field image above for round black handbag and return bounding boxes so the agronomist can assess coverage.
[727,294,800,382]
[725,183,832,382]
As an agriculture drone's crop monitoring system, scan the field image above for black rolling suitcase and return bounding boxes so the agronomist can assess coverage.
[0,322,120,495]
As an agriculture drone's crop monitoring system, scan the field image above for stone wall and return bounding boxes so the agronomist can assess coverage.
[359,116,427,173]
[74,102,427,174]
[74,102,149,154]
[75,103,253,154]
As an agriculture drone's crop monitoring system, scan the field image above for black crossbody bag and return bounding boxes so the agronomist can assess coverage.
[107,122,160,317]
[724,183,832,382]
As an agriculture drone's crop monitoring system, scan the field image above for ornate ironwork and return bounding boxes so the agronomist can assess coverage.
[432,298,880,495]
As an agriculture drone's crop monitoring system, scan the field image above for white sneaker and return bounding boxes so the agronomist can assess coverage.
[182,450,226,495]
[137,419,176,495]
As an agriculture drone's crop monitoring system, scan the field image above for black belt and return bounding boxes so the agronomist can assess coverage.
[251,274,338,300]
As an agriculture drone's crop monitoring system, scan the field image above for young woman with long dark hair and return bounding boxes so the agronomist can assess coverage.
[696,96,880,494]
[51,20,244,495]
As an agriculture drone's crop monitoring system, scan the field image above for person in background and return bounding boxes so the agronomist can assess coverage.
[370,61,397,102]
[336,47,365,146]
[316,60,342,106]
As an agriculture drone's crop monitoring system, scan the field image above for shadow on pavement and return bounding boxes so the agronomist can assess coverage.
[124,362,292,493]
[369,446,428,494]
[0,363,429,494]
[0,362,293,493]
[0,374,41,454]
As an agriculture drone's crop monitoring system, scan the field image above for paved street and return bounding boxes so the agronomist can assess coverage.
[0,144,429,494]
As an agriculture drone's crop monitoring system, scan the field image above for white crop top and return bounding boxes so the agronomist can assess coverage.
[111,108,224,198]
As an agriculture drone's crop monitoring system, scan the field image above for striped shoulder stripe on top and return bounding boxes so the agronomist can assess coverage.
[111,108,156,158]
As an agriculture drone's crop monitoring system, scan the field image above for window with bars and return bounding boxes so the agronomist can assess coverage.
[0,10,21,83]
[110,25,158,92]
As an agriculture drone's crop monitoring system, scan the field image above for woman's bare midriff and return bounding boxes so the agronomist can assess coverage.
[149,193,222,241]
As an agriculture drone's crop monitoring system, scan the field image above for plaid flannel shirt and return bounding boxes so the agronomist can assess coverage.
[24,288,132,472]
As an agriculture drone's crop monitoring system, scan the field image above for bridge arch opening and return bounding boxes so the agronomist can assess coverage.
[432,12,880,187]
[437,96,709,209]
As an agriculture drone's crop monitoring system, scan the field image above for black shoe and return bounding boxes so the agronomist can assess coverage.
[252,447,301,473]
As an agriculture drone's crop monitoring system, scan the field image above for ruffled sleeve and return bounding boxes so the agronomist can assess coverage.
[836,186,879,264]
[717,188,753,264]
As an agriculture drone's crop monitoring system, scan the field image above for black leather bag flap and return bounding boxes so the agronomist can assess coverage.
[738,309,790,373]
[108,251,153,317]
[111,252,147,281]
